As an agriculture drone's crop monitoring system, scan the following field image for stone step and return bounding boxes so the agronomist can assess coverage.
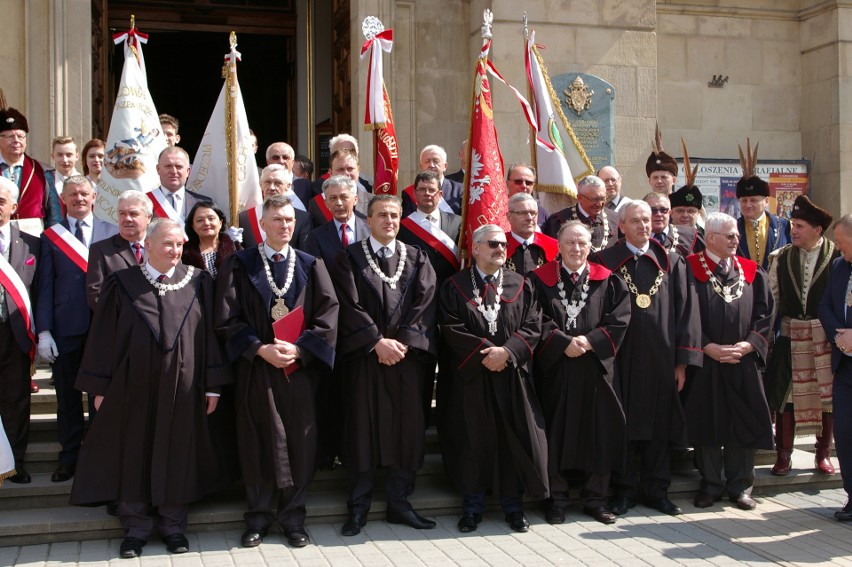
[0,446,841,547]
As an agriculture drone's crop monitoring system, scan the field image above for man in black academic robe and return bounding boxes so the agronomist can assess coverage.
[330,194,438,536]
[505,192,559,275]
[215,195,339,548]
[70,219,230,559]
[685,213,773,511]
[438,224,547,534]
[529,220,631,525]
[542,175,617,251]
[593,201,702,517]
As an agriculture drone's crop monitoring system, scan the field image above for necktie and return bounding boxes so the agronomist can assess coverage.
[0,234,5,256]
[634,251,642,262]
[379,246,390,259]
[74,220,85,244]
[272,253,283,262]
[426,215,436,224]
[132,243,143,264]
[655,232,666,245]
[341,223,350,246]
[166,192,176,210]
[571,272,579,284]
[484,274,494,285]
[156,274,167,283]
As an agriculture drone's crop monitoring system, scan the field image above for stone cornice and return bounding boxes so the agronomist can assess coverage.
[657,1,852,22]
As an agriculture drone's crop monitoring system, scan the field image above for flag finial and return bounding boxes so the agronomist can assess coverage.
[481,9,493,39]
[229,31,237,48]
[130,14,135,29]
[362,16,384,40]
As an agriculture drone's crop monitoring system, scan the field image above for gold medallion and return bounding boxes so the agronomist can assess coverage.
[635,294,651,309]
[271,298,290,321]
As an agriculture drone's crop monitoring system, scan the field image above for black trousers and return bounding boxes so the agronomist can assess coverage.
[0,321,30,463]
[833,357,852,497]
[614,438,671,501]
[348,468,415,516]
[244,483,308,530]
[52,335,95,465]
[118,501,187,541]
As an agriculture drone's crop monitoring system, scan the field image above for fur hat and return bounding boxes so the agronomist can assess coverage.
[671,138,702,208]
[645,124,678,178]
[790,195,832,232]
[0,107,28,133]
[735,139,769,198]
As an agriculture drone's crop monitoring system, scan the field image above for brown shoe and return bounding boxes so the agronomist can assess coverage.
[733,494,757,511]
[693,492,717,509]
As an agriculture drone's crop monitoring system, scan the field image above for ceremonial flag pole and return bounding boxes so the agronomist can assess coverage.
[95,16,167,224]
[458,9,511,268]
[186,33,261,226]
[360,17,399,195]
[524,20,594,209]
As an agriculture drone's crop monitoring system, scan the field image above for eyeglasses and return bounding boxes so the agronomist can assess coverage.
[650,207,670,214]
[712,232,740,242]
[509,210,537,217]
[0,133,26,141]
[579,194,607,204]
[510,179,534,186]
[414,186,440,194]
[483,240,507,249]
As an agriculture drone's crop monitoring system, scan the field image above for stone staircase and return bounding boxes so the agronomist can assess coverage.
[0,368,843,547]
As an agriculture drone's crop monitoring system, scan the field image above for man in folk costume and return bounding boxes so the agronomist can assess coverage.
[542,175,617,251]
[397,170,461,283]
[0,105,62,227]
[505,193,559,275]
[529,221,631,525]
[735,139,790,271]
[331,194,438,536]
[239,165,313,250]
[215,195,339,549]
[818,214,852,521]
[668,140,706,253]
[593,201,703,516]
[0,177,39,484]
[646,125,678,195]
[35,176,116,483]
[86,190,152,309]
[438,224,547,534]
[70,219,231,559]
[685,212,774,511]
[765,196,838,475]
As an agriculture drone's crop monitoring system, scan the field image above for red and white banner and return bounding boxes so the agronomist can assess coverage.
[526,32,593,195]
[361,23,399,195]
[0,255,36,360]
[43,224,89,272]
[401,216,459,270]
[459,38,510,258]
[96,25,167,225]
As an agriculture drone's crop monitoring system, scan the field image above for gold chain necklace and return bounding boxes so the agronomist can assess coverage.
[619,262,664,309]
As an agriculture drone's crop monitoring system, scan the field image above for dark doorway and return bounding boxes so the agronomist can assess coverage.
[108,31,292,166]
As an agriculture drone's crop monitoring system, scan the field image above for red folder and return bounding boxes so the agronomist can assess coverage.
[272,305,305,376]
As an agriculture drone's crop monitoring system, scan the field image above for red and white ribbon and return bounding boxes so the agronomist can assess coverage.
[0,255,36,360]
[361,29,394,127]
[43,224,89,272]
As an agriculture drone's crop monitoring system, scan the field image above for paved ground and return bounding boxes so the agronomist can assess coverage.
[3,488,852,566]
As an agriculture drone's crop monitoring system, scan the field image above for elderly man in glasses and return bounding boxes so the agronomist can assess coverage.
[506,164,548,225]
[542,175,617,252]
[438,224,547,534]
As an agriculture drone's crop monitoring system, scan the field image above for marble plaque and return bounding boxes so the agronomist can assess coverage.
[550,73,616,174]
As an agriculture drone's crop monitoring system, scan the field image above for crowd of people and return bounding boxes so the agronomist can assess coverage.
[1,106,851,560]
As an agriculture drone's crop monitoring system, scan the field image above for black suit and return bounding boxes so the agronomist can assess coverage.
[86,234,142,310]
[402,178,463,216]
[0,224,40,463]
[303,217,369,266]
[397,211,461,283]
[446,169,465,183]
[238,207,313,251]
[150,187,214,222]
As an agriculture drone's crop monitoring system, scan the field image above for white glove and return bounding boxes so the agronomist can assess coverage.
[38,330,58,363]
[227,226,244,244]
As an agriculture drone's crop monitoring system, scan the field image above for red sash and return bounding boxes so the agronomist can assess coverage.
[401,217,459,270]
[246,206,265,244]
[0,255,36,360]
[687,252,757,284]
[146,190,181,223]
[313,194,333,222]
[43,224,88,272]
[533,260,611,286]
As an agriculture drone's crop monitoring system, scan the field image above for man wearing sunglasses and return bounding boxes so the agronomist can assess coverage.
[644,192,705,257]
[542,175,617,252]
[507,164,547,225]
[438,224,547,534]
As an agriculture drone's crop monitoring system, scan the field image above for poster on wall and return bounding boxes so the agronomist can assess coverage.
[675,159,810,219]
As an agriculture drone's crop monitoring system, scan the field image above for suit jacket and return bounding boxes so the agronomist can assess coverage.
[3,224,39,354]
[303,217,369,266]
[151,187,214,221]
[238,207,312,250]
[36,217,117,339]
[307,188,370,229]
[85,233,141,310]
[397,210,461,282]
[737,213,791,271]
[401,178,464,216]
[293,177,318,204]
[446,169,465,183]
[818,256,852,373]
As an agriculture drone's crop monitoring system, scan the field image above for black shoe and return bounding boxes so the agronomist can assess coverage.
[458,512,482,533]
[163,533,189,554]
[341,513,367,536]
[387,508,436,529]
[647,497,682,516]
[504,511,529,533]
[544,506,566,524]
[318,455,337,471]
[241,527,268,547]
[693,492,718,509]
[119,537,145,559]
[51,462,76,483]
[8,463,30,484]
[106,501,119,517]
[583,505,616,525]
[835,501,852,522]
[732,494,757,511]
[283,525,310,548]
[610,496,635,516]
